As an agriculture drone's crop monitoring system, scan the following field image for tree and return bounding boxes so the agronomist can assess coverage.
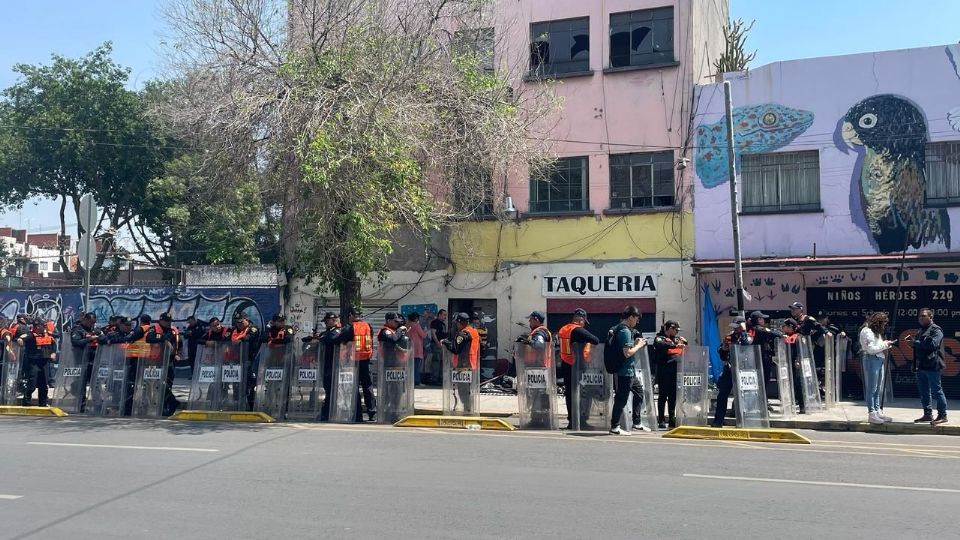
[158,0,556,312]
[714,18,757,75]
[0,43,173,281]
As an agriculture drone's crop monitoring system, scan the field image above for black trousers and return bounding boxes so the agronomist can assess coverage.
[793,362,807,414]
[356,360,376,420]
[560,362,574,425]
[610,375,643,428]
[712,364,732,427]
[162,358,180,416]
[657,361,678,424]
[22,357,49,407]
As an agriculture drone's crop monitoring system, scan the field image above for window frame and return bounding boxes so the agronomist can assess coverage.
[608,151,676,211]
[529,156,590,214]
[609,6,675,69]
[925,140,960,207]
[739,150,822,215]
[529,17,591,78]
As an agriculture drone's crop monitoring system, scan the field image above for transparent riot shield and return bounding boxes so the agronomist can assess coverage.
[797,337,824,413]
[834,335,848,404]
[442,348,479,416]
[731,345,770,428]
[1,342,24,406]
[376,340,415,425]
[632,347,657,432]
[570,343,610,431]
[188,342,248,411]
[823,335,836,408]
[88,344,130,417]
[514,342,558,430]
[131,342,171,418]
[254,342,293,419]
[773,339,797,418]
[676,346,710,427]
[329,343,359,423]
[51,343,92,413]
[287,341,324,421]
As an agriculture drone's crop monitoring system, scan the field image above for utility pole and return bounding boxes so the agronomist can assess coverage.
[724,80,745,316]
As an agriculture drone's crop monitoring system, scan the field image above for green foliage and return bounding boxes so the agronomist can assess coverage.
[715,19,757,75]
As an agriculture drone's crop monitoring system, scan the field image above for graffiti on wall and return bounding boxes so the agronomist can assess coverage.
[839,94,951,254]
[695,103,815,188]
[947,45,960,132]
[0,287,280,333]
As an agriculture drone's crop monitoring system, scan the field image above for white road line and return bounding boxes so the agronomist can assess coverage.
[27,442,219,453]
[0,495,23,500]
[683,474,960,493]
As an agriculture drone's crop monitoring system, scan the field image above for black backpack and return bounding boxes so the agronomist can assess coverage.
[603,323,627,374]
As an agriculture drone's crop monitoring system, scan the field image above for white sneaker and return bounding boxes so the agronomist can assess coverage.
[632,423,652,432]
[868,412,885,425]
[878,411,893,422]
[609,426,632,436]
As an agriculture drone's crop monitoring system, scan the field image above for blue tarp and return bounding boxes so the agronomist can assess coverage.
[701,285,722,383]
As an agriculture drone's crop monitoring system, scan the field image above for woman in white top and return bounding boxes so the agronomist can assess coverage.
[859,312,894,424]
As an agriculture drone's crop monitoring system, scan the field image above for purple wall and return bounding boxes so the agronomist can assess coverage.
[693,45,960,260]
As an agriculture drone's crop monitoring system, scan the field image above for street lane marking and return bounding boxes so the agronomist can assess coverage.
[27,442,218,453]
[0,495,23,500]
[683,474,960,493]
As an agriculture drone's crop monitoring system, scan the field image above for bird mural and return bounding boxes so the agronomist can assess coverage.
[695,103,814,188]
[839,94,951,254]
[946,45,960,132]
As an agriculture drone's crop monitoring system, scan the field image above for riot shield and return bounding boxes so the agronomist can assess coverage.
[823,335,836,408]
[442,348,479,416]
[514,342,558,430]
[570,342,610,431]
[632,347,657,432]
[773,339,797,418]
[1,342,24,406]
[88,344,130,417]
[51,342,92,413]
[287,341,324,421]
[834,335,848,404]
[797,337,824,413]
[376,340,415,424]
[676,346,710,427]
[254,343,293,419]
[731,345,770,428]
[131,342,171,418]
[329,342,360,423]
[188,342,248,411]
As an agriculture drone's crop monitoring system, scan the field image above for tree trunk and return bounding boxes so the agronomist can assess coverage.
[338,269,361,321]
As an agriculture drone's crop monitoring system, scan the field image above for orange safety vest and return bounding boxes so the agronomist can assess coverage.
[784,334,798,345]
[230,326,250,342]
[558,323,591,365]
[32,332,54,347]
[352,321,373,360]
[453,326,480,370]
[525,325,552,366]
[125,324,153,358]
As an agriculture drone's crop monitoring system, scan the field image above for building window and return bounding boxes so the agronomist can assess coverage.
[530,17,590,77]
[609,151,675,210]
[741,151,821,213]
[610,7,674,68]
[454,27,495,74]
[530,157,589,213]
[39,261,49,271]
[926,141,960,207]
[51,262,60,272]
[454,167,497,218]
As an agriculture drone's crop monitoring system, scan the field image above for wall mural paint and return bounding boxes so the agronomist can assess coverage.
[0,287,280,334]
[839,94,951,254]
[695,103,815,188]
[947,45,960,132]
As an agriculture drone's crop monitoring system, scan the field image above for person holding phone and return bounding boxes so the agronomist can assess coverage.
[859,312,893,424]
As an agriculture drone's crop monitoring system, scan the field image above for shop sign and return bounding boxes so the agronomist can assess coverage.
[542,274,658,298]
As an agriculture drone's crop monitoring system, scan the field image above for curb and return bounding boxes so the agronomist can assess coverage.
[169,410,275,423]
[0,406,68,417]
[663,426,810,444]
[395,415,516,431]
[770,419,959,436]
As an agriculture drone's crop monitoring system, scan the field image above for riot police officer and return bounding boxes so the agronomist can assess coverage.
[70,312,101,412]
[146,312,182,416]
[16,318,57,407]
[557,308,600,429]
[312,312,342,421]
[338,308,376,422]
[653,320,686,429]
[711,316,754,427]
[441,312,480,413]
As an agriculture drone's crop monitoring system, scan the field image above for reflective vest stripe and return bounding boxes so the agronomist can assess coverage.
[353,321,372,360]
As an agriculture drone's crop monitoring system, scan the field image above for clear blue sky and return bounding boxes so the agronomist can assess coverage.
[3,0,960,229]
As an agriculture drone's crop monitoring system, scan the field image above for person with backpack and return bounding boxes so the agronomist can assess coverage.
[606,305,649,435]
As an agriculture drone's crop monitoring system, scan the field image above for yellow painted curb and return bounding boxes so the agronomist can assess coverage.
[169,410,275,423]
[394,415,516,431]
[662,426,811,444]
[0,406,68,417]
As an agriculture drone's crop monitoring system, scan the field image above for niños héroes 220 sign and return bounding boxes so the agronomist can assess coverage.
[542,274,658,297]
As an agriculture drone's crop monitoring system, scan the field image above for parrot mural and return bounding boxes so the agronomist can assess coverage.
[839,94,951,254]
[946,45,960,132]
[695,103,814,188]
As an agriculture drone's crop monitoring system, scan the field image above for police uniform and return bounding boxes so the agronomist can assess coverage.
[442,313,480,413]
[313,313,342,421]
[338,313,376,421]
[70,317,101,412]
[228,318,261,410]
[653,321,685,428]
[712,317,754,427]
[146,314,182,416]
[17,321,57,407]
[557,309,600,429]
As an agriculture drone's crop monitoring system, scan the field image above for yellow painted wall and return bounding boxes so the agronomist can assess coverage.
[448,213,693,273]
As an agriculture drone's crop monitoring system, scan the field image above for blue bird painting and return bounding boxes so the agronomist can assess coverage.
[695,103,814,188]
[840,94,951,254]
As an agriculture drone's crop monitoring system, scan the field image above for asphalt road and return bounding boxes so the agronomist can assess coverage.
[0,417,958,539]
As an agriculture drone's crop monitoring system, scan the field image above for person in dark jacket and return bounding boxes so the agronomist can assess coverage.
[557,308,601,429]
[16,318,57,406]
[712,316,753,427]
[909,308,947,425]
[310,312,342,421]
[782,319,806,414]
[653,320,686,428]
[146,312,182,416]
[70,312,101,412]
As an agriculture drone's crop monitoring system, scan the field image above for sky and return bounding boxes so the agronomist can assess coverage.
[2,0,960,230]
